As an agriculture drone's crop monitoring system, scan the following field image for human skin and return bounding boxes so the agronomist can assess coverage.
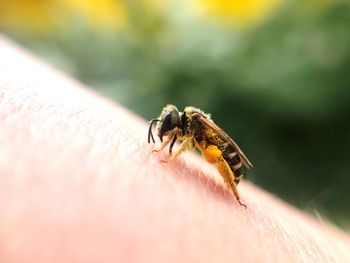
[0,36,350,263]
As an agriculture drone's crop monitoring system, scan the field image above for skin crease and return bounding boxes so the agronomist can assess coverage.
[0,36,350,263]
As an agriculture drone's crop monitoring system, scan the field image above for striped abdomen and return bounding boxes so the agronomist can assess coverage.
[220,143,243,184]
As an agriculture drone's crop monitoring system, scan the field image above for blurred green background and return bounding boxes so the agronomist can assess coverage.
[1,0,349,229]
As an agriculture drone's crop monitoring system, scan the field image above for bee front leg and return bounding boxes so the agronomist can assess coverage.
[168,134,177,155]
[161,138,191,163]
[152,133,175,153]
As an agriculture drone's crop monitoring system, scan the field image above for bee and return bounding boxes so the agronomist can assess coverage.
[148,104,253,207]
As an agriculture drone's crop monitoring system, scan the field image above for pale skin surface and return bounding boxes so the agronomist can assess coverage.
[0,36,350,263]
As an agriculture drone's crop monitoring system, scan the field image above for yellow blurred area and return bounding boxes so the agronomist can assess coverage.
[0,0,280,33]
[64,0,127,30]
[0,0,56,32]
[0,0,127,32]
[191,0,280,26]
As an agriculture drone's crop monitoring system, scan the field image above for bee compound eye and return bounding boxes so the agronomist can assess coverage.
[161,113,173,132]
[158,113,174,141]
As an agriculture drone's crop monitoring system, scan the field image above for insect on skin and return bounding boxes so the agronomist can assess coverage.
[148,104,253,208]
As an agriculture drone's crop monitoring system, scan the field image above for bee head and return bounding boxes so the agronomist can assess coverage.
[148,105,182,143]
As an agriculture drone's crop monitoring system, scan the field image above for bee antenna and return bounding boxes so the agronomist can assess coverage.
[148,119,159,144]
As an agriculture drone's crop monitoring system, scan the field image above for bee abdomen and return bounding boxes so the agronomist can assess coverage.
[221,144,243,184]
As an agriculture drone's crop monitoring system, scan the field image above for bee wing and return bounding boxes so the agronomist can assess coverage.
[194,113,253,169]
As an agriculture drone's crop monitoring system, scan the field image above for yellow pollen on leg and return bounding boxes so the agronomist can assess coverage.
[201,145,222,164]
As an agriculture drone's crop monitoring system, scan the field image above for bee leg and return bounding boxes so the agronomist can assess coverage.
[152,133,174,153]
[201,145,247,208]
[217,159,247,208]
[161,138,191,163]
[168,134,177,155]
